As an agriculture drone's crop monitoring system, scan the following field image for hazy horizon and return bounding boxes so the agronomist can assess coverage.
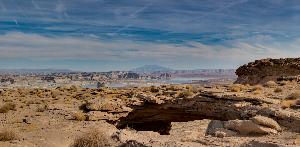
[1,0,300,71]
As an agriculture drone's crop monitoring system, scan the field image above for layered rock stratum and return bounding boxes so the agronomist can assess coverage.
[235,58,300,85]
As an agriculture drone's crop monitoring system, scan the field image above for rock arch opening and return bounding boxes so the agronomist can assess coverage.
[116,97,243,135]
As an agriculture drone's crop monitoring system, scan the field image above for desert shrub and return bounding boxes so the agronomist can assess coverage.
[281,100,297,109]
[177,91,193,98]
[150,86,159,93]
[73,112,87,121]
[36,104,49,112]
[70,130,111,147]
[185,85,192,90]
[250,85,263,92]
[286,91,300,100]
[0,103,16,113]
[229,84,244,92]
[0,130,18,141]
[264,81,277,88]
[274,88,283,93]
[126,91,135,98]
[166,85,178,91]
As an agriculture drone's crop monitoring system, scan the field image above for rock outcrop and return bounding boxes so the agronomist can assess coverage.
[235,58,300,85]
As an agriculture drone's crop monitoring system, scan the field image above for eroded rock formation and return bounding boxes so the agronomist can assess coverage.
[235,58,300,84]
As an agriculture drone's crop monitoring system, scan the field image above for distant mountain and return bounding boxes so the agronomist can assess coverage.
[130,65,173,73]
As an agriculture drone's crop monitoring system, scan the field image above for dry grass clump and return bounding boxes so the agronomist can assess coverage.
[150,86,160,93]
[229,84,245,92]
[125,91,135,98]
[249,85,263,92]
[177,90,193,98]
[36,104,49,112]
[166,85,179,91]
[0,130,19,141]
[278,81,288,86]
[282,92,300,108]
[0,103,16,113]
[264,81,277,88]
[70,130,111,147]
[281,100,297,109]
[73,112,87,121]
[286,91,300,100]
[274,87,283,93]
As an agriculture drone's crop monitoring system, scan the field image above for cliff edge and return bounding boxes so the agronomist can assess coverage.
[235,58,300,85]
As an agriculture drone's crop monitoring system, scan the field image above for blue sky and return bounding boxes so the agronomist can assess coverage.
[1,0,300,71]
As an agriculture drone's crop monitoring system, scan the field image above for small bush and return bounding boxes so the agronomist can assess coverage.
[177,91,193,98]
[36,104,49,112]
[229,84,244,92]
[278,81,288,86]
[185,85,192,90]
[281,100,297,109]
[286,92,300,100]
[0,130,18,141]
[250,85,263,92]
[274,88,283,93]
[150,86,159,93]
[264,81,277,88]
[0,103,16,113]
[70,130,111,147]
[73,112,87,121]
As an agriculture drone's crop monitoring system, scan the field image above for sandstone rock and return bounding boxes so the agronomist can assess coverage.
[224,120,278,135]
[213,128,237,138]
[251,115,281,131]
[205,120,224,136]
[235,58,300,85]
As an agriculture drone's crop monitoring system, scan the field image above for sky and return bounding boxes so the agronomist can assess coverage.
[1,0,300,71]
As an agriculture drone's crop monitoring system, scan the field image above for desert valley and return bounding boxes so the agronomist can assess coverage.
[0,58,299,147]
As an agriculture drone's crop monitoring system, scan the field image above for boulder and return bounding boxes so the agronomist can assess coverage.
[205,120,224,136]
[251,115,281,131]
[224,120,278,135]
[213,128,237,138]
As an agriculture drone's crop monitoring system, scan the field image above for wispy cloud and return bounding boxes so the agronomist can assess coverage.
[0,32,299,65]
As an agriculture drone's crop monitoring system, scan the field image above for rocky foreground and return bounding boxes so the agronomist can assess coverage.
[0,81,299,146]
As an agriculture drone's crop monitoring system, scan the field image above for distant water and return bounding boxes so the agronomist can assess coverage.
[82,77,213,88]
[167,77,212,84]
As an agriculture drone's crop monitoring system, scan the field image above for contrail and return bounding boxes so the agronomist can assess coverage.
[114,2,154,33]
[31,0,41,10]
[198,0,249,18]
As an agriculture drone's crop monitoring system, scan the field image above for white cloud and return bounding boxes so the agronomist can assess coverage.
[0,32,299,64]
